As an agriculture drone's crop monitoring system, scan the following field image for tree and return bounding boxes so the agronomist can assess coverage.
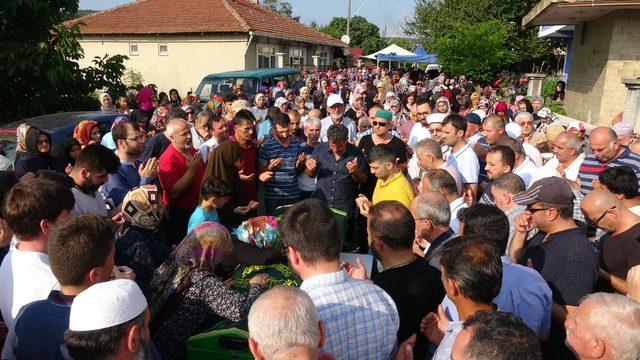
[0,0,129,122]
[262,0,300,22]
[405,0,554,80]
[320,16,387,55]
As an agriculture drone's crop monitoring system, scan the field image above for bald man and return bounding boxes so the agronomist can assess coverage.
[158,118,205,244]
[582,190,640,295]
[578,126,640,196]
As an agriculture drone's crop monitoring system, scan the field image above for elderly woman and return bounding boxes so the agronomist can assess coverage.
[73,119,102,148]
[115,185,170,292]
[148,222,270,360]
[14,128,65,177]
[99,93,117,113]
[13,123,35,164]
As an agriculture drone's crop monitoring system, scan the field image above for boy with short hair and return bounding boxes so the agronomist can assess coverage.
[188,177,232,233]
[9,214,116,359]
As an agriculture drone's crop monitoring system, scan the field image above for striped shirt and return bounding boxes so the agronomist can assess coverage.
[258,137,303,199]
[578,149,640,195]
[301,270,399,360]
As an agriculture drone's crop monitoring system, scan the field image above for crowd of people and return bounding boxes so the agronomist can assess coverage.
[1,65,640,360]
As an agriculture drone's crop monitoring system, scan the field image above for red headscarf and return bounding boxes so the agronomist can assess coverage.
[73,120,99,147]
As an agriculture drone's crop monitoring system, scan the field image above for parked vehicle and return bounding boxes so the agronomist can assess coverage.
[0,112,125,163]
[194,68,301,103]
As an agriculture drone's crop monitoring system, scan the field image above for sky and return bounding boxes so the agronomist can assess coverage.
[78,0,414,38]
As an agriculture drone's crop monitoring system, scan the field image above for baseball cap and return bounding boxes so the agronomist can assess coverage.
[465,112,482,125]
[327,94,344,108]
[513,177,575,206]
[375,109,392,122]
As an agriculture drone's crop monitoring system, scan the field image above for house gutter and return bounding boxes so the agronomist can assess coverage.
[244,31,254,69]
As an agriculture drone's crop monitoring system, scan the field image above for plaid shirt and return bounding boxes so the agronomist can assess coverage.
[300,270,399,360]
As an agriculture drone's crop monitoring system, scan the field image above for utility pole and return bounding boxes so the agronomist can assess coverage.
[346,0,351,38]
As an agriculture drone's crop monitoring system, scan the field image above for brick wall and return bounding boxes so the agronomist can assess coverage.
[564,10,640,125]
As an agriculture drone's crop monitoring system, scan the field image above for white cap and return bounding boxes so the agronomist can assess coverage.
[505,122,522,138]
[327,94,344,108]
[472,109,487,120]
[69,279,148,331]
[274,97,287,107]
[427,113,447,125]
[385,91,396,99]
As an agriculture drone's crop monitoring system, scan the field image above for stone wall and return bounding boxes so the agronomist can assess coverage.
[564,10,640,125]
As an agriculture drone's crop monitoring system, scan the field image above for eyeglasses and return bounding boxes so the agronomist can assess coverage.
[588,206,616,225]
[372,121,388,127]
[526,205,551,214]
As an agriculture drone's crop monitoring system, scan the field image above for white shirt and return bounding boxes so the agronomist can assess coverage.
[467,132,484,145]
[449,197,468,234]
[0,243,60,359]
[199,136,220,164]
[408,122,431,150]
[320,116,357,143]
[71,188,109,216]
[513,157,539,188]
[522,142,544,168]
[629,205,640,216]
[189,124,208,150]
[447,143,480,184]
[529,153,585,185]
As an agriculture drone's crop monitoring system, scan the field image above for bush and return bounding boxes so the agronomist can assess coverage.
[542,76,561,99]
[546,102,566,116]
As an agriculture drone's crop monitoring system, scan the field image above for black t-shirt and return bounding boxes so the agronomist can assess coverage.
[600,223,640,279]
[141,132,171,163]
[373,257,444,360]
[358,135,409,198]
[522,227,598,306]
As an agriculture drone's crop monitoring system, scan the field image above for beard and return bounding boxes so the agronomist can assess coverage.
[135,338,153,360]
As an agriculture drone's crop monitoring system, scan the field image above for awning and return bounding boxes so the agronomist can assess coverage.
[523,0,640,27]
[363,44,416,60]
[538,25,575,38]
[375,45,438,63]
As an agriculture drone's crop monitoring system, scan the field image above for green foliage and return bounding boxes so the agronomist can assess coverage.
[546,102,566,116]
[0,0,129,123]
[405,0,555,80]
[542,76,561,99]
[389,38,415,52]
[123,68,145,89]
[434,21,515,83]
[319,16,387,54]
[262,0,300,22]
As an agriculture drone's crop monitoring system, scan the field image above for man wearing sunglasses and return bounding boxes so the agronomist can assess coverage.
[582,190,640,295]
[507,176,598,358]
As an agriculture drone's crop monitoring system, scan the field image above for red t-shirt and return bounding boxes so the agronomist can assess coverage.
[230,137,258,202]
[158,145,205,209]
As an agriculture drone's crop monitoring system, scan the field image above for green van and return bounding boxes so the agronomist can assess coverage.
[194,68,300,103]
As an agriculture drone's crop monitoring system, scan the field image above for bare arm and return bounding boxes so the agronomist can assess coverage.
[599,268,629,294]
[168,167,198,200]
[464,183,478,202]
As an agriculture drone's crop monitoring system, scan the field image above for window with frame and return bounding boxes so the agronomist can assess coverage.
[129,44,139,56]
[289,48,305,66]
[258,45,277,68]
[158,44,168,56]
[317,50,329,66]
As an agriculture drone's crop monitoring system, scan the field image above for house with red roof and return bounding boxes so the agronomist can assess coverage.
[70,0,345,94]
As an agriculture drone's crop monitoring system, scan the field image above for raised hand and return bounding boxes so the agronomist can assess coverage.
[186,152,202,172]
[420,305,447,345]
[514,213,534,233]
[341,257,367,280]
[139,157,159,179]
[346,157,359,174]
[268,158,284,171]
[239,170,255,181]
[259,171,273,182]
[305,157,317,172]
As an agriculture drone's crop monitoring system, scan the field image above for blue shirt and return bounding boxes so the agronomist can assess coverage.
[188,206,220,233]
[11,290,74,360]
[258,138,303,200]
[100,159,152,208]
[257,120,272,141]
[311,142,367,217]
[300,270,399,360]
[441,256,553,334]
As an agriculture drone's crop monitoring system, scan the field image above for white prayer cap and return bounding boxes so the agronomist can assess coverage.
[69,279,148,331]
[427,113,447,125]
[505,122,522,138]
[326,94,344,108]
[472,109,487,120]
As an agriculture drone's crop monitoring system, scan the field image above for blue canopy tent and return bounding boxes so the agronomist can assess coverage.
[375,45,438,64]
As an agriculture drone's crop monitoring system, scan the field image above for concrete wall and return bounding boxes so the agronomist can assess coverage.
[564,10,640,125]
[78,34,248,95]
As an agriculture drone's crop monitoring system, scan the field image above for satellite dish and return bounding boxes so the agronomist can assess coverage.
[341,35,351,45]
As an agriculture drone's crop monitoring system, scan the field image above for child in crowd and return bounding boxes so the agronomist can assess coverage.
[188,177,232,233]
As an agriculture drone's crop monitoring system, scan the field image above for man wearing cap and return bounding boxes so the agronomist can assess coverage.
[320,94,357,143]
[425,113,451,161]
[612,122,636,147]
[578,126,640,196]
[508,177,598,357]
[64,279,153,360]
[464,112,484,145]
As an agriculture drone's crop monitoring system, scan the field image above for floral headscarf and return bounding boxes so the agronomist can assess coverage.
[16,123,34,153]
[207,95,224,115]
[150,107,169,130]
[138,86,155,111]
[122,185,161,230]
[148,222,233,319]
[234,216,280,249]
[73,120,100,147]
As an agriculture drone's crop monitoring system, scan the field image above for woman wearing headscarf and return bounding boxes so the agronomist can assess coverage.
[251,92,268,123]
[115,185,171,292]
[137,86,156,116]
[14,128,65,177]
[435,96,451,114]
[552,80,566,102]
[73,119,102,148]
[148,222,269,360]
[57,137,81,174]
[494,101,510,123]
[100,115,128,150]
[202,140,244,227]
[13,123,35,164]
[99,93,117,113]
